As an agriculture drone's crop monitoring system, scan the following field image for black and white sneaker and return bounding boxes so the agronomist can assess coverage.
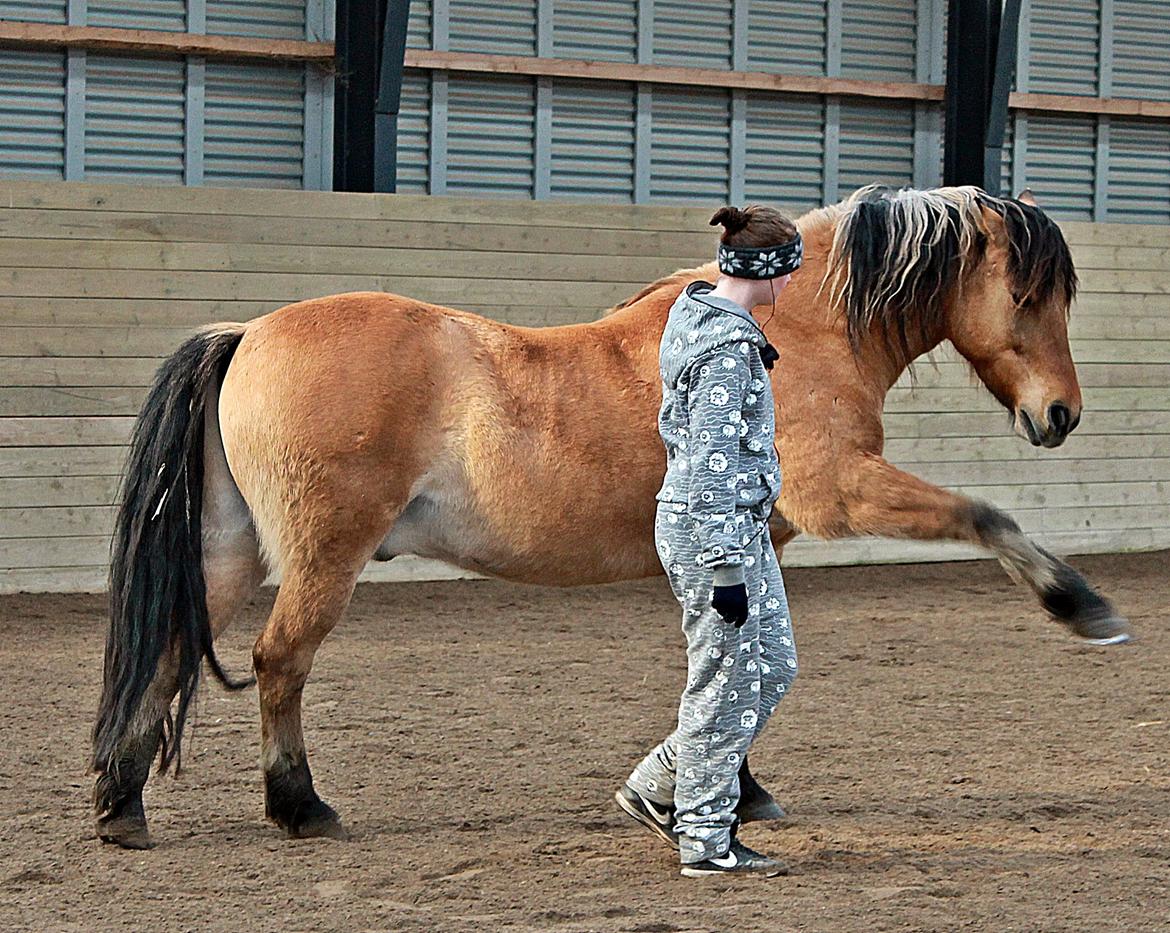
[614,783,679,849]
[680,839,787,878]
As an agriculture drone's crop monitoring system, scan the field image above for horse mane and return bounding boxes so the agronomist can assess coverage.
[605,267,700,315]
[825,185,1077,363]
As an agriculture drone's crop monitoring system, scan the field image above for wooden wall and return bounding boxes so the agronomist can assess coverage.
[1,181,1166,593]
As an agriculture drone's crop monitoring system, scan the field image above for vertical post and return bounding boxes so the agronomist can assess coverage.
[824,0,842,202]
[1094,0,1114,221]
[984,0,1023,195]
[1011,0,1030,196]
[913,0,944,188]
[534,0,553,199]
[429,0,449,195]
[633,0,653,203]
[333,0,382,191]
[63,0,86,181]
[729,0,749,204]
[374,0,410,191]
[304,0,335,190]
[185,0,206,186]
[944,0,995,187]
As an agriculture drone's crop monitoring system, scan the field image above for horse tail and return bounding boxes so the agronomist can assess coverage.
[92,323,251,780]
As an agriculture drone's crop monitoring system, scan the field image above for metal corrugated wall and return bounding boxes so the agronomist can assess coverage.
[403,0,1169,223]
[0,0,333,189]
[401,0,941,208]
[1008,0,1170,222]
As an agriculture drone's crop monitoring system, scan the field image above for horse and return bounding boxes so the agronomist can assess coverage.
[91,185,1130,850]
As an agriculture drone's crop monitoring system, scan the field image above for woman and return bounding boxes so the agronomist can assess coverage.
[616,205,802,877]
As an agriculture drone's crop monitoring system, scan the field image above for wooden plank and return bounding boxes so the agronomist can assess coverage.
[0,181,715,230]
[0,417,134,447]
[0,475,119,508]
[1069,339,1170,364]
[0,21,334,63]
[882,409,1169,439]
[0,535,110,569]
[910,458,1170,488]
[0,358,160,387]
[1069,245,1170,272]
[0,504,115,538]
[0,446,125,478]
[0,329,190,359]
[1010,90,1170,120]
[0,565,108,594]
[0,386,148,416]
[1074,269,1170,294]
[0,237,699,284]
[0,268,646,306]
[945,480,1169,511]
[405,49,946,102]
[0,208,717,258]
[896,360,1170,389]
[1072,293,1170,316]
[1060,223,1170,249]
[886,385,1170,414]
[0,298,594,327]
[886,433,1170,463]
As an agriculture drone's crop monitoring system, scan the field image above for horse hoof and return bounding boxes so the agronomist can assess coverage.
[736,796,788,824]
[1065,606,1132,645]
[286,800,349,841]
[96,814,153,850]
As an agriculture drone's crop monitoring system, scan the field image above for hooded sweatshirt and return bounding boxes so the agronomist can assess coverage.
[655,281,783,587]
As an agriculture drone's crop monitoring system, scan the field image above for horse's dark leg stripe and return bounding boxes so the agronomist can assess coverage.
[264,755,346,839]
[94,719,162,849]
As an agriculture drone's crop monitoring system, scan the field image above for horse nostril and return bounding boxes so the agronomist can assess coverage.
[1049,402,1072,436]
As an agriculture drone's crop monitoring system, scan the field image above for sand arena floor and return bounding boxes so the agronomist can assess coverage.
[1,551,1167,932]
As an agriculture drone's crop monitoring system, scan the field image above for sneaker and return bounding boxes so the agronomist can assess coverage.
[680,839,788,878]
[614,784,679,849]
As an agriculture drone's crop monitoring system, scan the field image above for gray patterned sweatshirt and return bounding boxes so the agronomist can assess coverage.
[655,281,782,587]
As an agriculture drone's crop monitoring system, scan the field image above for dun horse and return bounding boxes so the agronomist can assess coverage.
[92,186,1129,849]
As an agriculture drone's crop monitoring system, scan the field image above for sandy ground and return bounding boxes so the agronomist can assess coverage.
[0,551,1167,933]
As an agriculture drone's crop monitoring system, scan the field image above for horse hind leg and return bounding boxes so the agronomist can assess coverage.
[95,389,266,849]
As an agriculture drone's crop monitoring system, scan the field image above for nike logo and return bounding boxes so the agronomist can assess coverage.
[708,850,739,868]
[644,800,673,825]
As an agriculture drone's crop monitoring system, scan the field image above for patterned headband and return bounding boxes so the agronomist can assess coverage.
[716,234,803,280]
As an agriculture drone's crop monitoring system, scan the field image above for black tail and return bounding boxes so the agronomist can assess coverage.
[92,325,250,785]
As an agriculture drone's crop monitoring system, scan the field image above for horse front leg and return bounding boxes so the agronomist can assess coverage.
[792,453,1130,643]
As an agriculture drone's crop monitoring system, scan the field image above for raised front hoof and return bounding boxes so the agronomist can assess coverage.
[95,802,152,850]
[274,799,349,841]
[1040,561,1133,646]
[1065,609,1132,646]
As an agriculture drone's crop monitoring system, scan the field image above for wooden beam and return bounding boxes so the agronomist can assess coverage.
[404,49,946,102]
[0,21,334,64]
[1009,90,1170,120]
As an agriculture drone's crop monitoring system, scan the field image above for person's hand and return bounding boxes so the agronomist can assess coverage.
[712,584,749,627]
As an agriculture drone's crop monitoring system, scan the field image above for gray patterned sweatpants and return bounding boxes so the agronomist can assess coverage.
[628,501,798,864]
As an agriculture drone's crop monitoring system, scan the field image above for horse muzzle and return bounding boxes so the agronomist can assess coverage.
[1016,402,1080,448]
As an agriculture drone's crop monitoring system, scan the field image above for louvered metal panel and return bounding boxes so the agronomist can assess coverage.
[549,80,635,201]
[407,0,432,50]
[649,87,730,204]
[446,76,534,197]
[206,0,307,39]
[743,93,824,214]
[841,0,917,80]
[89,0,186,31]
[85,56,185,184]
[552,0,638,63]
[0,49,65,179]
[1113,0,1170,101]
[1106,119,1170,223]
[838,101,915,198]
[397,70,430,194]
[1000,111,1014,197]
[1023,113,1095,220]
[449,0,536,56]
[746,1,828,76]
[652,0,734,70]
[204,62,305,187]
[0,0,66,22]
[1028,0,1099,96]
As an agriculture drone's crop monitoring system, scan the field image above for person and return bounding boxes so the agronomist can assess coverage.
[616,204,803,877]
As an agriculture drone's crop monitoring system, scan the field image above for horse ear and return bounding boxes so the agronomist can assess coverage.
[1016,188,1038,206]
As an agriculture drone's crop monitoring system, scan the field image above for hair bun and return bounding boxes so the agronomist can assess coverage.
[710,206,750,235]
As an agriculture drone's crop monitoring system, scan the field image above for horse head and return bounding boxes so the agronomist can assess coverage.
[825,185,1082,449]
